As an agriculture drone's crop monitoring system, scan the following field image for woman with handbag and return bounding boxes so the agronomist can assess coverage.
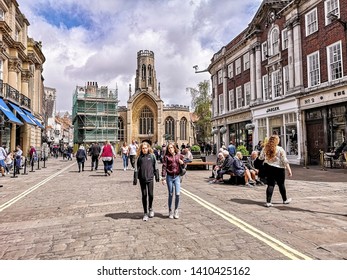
[133,142,159,221]
[259,135,292,207]
[161,142,184,219]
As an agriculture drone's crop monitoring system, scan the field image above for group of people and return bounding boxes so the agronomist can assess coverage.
[0,145,32,176]
[211,136,292,207]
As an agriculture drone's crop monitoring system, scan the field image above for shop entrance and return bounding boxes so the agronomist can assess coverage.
[306,121,325,165]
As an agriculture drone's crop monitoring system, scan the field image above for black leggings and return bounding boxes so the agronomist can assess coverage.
[140,180,154,214]
[264,164,287,203]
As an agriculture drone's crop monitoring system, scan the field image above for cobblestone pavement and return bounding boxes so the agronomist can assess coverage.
[0,157,346,260]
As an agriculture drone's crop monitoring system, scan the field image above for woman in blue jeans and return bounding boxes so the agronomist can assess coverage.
[161,143,184,219]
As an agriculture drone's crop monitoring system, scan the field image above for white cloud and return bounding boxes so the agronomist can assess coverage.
[18,0,262,111]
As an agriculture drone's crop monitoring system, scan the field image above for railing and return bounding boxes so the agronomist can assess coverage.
[1,82,32,109]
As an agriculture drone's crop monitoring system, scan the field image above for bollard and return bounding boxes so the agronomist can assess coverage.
[319,150,326,171]
[29,157,35,172]
[12,164,18,178]
[42,155,47,168]
[22,158,28,175]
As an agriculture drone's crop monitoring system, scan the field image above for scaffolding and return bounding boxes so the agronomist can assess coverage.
[72,82,119,145]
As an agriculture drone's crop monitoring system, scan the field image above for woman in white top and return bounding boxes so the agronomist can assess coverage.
[121,142,129,171]
[259,135,292,207]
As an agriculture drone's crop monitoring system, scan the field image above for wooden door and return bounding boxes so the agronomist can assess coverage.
[306,121,325,165]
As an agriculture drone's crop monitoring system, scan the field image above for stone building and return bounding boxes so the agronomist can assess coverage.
[208,0,347,165]
[0,0,45,154]
[117,50,194,148]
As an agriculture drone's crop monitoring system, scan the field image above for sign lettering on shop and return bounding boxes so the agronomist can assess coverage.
[266,106,280,113]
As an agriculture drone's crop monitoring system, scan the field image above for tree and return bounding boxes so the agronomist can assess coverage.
[186,80,211,143]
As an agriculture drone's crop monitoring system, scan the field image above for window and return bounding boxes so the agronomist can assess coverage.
[229,89,235,111]
[327,41,342,81]
[219,93,224,114]
[272,70,281,98]
[218,69,223,84]
[306,8,318,36]
[117,117,124,141]
[0,8,4,21]
[244,82,250,106]
[213,97,218,117]
[212,75,217,87]
[15,29,20,41]
[141,64,146,80]
[236,86,243,108]
[228,63,234,78]
[262,41,268,60]
[270,28,279,56]
[180,117,187,141]
[235,58,241,75]
[307,51,320,87]
[283,66,289,94]
[262,75,270,100]
[258,118,267,144]
[148,64,152,84]
[165,117,175,141]
[139,106,154,134]
[243,52,250,70]
[282,28,288,50]
[325,0,339,25]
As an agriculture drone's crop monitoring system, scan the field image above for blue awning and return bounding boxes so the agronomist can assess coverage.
[8,102,37,126]
[23,109,44,129]
[0,98,23,125]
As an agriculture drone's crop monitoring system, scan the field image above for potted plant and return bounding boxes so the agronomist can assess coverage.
[236,145,249,156]
[190,145,201,155]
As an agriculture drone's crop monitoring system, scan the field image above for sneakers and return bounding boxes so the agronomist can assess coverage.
[284,198,292,204]
[265,202,273,207]
[143,214,148,221]
[256,179,265,186]
[149,209,154,218]
[174,209,179,219]
[249,179,256,185]
[169,210,174,219]
[123,168,126,171]
[245,183,253,187]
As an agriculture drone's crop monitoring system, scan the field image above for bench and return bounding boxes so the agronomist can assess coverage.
[186,161,215,170]
[218,170,245,185]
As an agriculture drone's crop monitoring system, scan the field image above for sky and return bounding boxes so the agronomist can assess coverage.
[18,0,263,112]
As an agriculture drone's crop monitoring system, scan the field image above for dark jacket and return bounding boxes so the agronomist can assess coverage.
[162,153,184,177]
[136,154,158,183]
[221,154,234,172]
[233,157,246,177]
[76,149,87,162]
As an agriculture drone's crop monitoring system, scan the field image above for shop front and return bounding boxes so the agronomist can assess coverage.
[300,89,347,165]
[253,98,301,164]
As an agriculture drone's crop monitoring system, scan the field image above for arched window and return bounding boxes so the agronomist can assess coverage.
[117,117,124,141]
[165,117,175,141]
[270,28,279,56]
[142,64,146,80]
[180,117,187,141]
[139,106,154,134]
[148,64,152,85]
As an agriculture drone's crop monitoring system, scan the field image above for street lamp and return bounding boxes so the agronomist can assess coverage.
[193,65,209,73]
[327,12,347,30]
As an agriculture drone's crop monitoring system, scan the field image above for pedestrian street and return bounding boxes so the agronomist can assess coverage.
[0,157,346,260]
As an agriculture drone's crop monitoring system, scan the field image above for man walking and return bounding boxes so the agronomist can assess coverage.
[89,142,101,171]
[128,140,138,170]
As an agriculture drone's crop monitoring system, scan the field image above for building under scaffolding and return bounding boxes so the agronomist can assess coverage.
[72,82,119,146]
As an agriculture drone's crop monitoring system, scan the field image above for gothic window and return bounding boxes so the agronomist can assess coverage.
[117,117,124,141]
[165,117,175,141]
[148,64,152,85]
[142,64,146,80]
[180,117,187,141]
[139,106,154,134]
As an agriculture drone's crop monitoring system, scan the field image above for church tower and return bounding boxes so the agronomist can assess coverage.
[135,50,158,95]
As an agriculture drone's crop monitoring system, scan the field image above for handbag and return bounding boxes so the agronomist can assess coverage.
[179,164,186,176]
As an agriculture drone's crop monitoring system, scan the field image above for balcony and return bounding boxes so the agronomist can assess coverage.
[0,80,31,109]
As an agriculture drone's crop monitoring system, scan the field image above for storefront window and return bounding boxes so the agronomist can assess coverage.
[228,121,252,153]
[269,116,284,146]
[257,118,267,144]
[285,113,298,156]
[330,106,346,149]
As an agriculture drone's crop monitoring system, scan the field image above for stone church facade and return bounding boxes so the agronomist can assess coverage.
[117,50,194,148]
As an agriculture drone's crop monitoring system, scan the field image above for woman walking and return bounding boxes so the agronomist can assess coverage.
[161,142,184,219]
[259,135,292,207]
[133,142,159,221]
[121,142,129,171]
[75,145,87,172]
[99,140,116,176]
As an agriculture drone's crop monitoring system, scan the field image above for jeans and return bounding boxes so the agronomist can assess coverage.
[91,155,99,170]
[122,154,129,169]
[102,159,113,173]
[166,175,181,211]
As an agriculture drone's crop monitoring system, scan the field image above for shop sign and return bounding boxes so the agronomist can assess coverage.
[266,106,280,113]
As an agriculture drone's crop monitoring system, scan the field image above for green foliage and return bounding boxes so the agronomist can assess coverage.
[154,145,162,151]
[187,80,212,142]
[236,145,249,156]
[191,145,201,152]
